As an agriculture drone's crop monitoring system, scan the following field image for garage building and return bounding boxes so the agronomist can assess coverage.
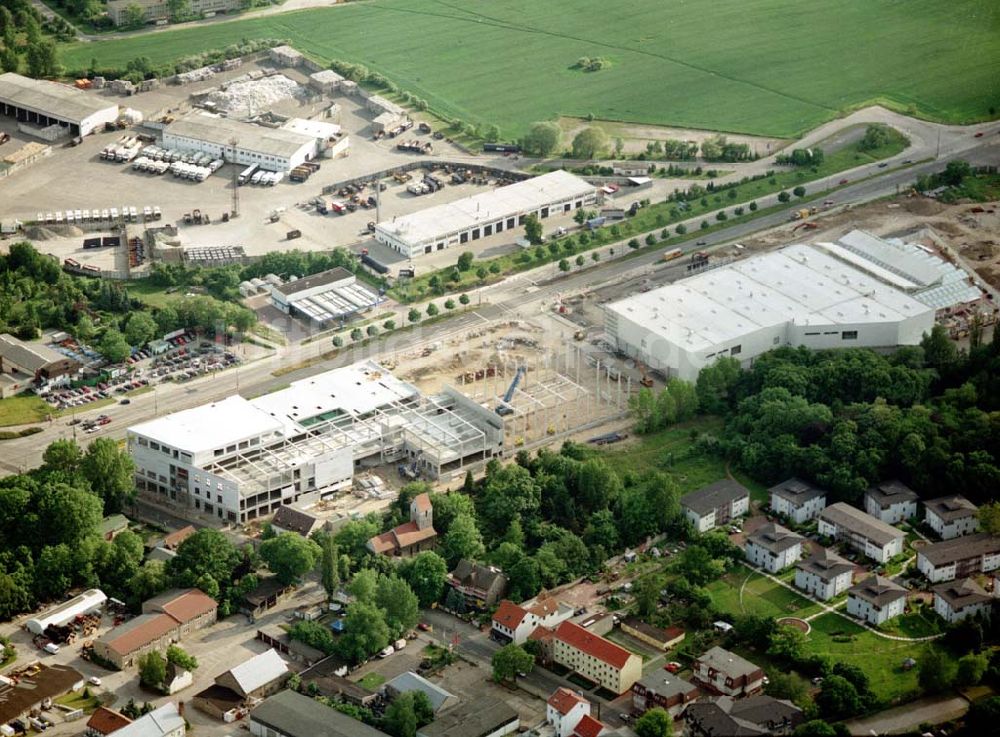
[270,267,381,326]
[605,243,936,381]
[0,72,119,137]
[375,170,596,258]
[162,115,317,172]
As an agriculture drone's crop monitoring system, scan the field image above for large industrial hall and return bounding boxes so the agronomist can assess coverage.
[0,72,119,137]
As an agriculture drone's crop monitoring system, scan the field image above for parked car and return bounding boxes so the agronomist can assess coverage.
[666,662,682,673]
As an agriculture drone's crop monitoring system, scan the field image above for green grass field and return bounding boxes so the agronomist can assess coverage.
[0,395,53,427]
[59,0,999,138]
[706,563,823,619]
[804,613,936,703]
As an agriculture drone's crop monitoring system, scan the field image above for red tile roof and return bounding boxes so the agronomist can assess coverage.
[548,687,588,715]
[368,520,438,554]
[101,613,178,657]
[86,707,132,735]
[529,626,554,642]
[412,492,432,514]
[528,598,560,617]
[573,714,607,737]
[492,600,528,629]
[555,621,634,670]
[157,589,217,624]
[161,525,196,550]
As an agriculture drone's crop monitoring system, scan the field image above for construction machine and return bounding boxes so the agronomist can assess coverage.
[496,366,527,416]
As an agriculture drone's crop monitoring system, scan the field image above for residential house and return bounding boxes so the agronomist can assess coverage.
[768,478,827,524]
[692,646,764,697]
[744,523,804,573]
[846,575,907,626]
[250,689,391,737]
[924,496,979,540]
[552,620,643,695]
[917,532,1000,583]
[417,697,519,737]
[99,514,129,541]
[571,715,611,737]
[163,662,193,695]
[84,707,132,737]
[547,687,591,737]
[685,695,803,736]
[794,549,854,601]
[112,703,185,737]
[680,480,750,533]
[93,588,217,669]
[933,578,993,623]
[367,493,438,557]
[817,503,905,563]
[491,598,573,645]
[864,480,919,524]
[619,618,685,652]
[271,505,320,537]
[631,670,699,717]
[383,672,457,713]
[447,559,508,609]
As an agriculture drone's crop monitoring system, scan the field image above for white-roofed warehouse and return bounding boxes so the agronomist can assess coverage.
[375,170,596,258]
[0,73,119,137]
[27,589,107,635]
[606,243,936,381]
[270,267,381,327]
[162,114,317,172]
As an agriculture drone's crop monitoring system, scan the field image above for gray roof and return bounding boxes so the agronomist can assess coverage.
[449,559,507,592]
[848,575,907,607]
[746,523,804,554]
[0,334,72,372]
[769,477,826,505]
[251,689,390,737]
[681,479,750,516]
[819,503,904,547]
[165,115,315,159]
[273,267,355,298]
[113,703,185,737]
[0,73,118,124]
[383,671,455,712]
[271,505,319,536]
[636,671,698,700]
[225,649,288,695]
[795,549,854,581]
[919,532,1000,567]
[865,480,919,509]
[685,695,803,736]
[925,495,978,523]
[933,578,992,610]
[417,698,518,737]
[695,646,760,679]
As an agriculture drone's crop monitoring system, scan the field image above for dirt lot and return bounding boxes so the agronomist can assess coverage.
[431,659,547,730]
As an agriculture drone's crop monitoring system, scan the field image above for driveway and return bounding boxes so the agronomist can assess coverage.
[842,693,970,735]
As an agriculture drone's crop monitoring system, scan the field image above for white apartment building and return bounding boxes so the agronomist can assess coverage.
[744,523,804,573]
[924,495,979,540]
[692,647,764,698]
[681,479,750,533]
[846,575,907,626]
[817,503,905,563]
[491,599,573,646]
[768,477,827,524]
[128,361,503,525]
[917,533,1000,583]
[794,549,854,601]
[933,579,993,624]
[864,480,919,524]
[546,688,590,737]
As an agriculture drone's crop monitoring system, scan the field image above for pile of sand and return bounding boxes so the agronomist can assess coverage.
[23,225,84,240]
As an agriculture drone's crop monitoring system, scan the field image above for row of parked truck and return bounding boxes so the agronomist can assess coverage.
[36,206,160,226]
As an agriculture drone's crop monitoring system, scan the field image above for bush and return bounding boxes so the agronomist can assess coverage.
[793,186,807,198]
[777,191,791,203]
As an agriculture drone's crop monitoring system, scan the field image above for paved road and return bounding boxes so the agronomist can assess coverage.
[843,693,970,736]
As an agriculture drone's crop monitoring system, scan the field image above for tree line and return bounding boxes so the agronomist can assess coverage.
[0,0,59,77]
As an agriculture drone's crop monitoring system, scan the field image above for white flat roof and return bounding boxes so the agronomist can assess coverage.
[607,244,934,353]
[376,170,594,246]
[0,72,118,124]
[282,117,341,140]
[130,395,284,453]
[838,229,939,287]
[165,114,315,159]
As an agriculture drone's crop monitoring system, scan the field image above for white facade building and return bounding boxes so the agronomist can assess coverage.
[817,503,905,563]
[917,533,1000,583]
[546,688,590,737]
[769,477,827,524]
[162,115,317,172]
[924,495,979,540]
[864,480,919,524]
[605,243,936,381]
[113,703,185,737]
[0,73,119,137]
[680,479,750,533]
[933,579,993,624]
[846,575,907,626]
[794,549,854,601]
[127,361,503,525]
[375,170,596,258]
[491,599,573,646]
[744,523,804,573]
[269,267,381,326]
[692,647,764,698]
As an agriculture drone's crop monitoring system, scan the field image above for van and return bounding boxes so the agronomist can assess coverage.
[378,645,394,658]
[43,642,60,654]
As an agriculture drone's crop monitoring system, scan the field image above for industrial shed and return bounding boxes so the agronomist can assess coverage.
[375,170,596,258]
[0,73,119,136]
[26,589,107,635]
[162,115,317,172]
[269,267,381,326]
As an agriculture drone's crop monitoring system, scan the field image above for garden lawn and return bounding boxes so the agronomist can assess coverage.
[0,395,52,427]
[59,0,999,139]
[55,689,100,713]
[707,564,823,619]
[357,672,385,690]
[804,613,936,703]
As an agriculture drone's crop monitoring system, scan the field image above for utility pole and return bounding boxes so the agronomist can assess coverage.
[229,137,240,219]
